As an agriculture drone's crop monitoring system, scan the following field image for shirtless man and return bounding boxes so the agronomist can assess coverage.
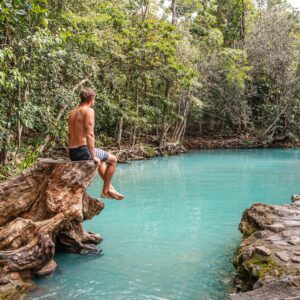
[68,88,124,200]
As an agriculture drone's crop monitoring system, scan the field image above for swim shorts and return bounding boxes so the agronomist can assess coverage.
[69,145,109,162]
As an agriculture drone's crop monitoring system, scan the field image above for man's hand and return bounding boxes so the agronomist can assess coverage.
[93,157,101,165]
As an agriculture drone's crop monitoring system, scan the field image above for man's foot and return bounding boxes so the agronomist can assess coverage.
[101,189,124,200]
[100,192,113,199]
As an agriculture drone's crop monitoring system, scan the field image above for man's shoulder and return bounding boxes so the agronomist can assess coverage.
[70,106,94,114]
[82,107,94,121]
[83,107,94,115]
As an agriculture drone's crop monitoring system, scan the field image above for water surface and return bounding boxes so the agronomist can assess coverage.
[28,149,300,299]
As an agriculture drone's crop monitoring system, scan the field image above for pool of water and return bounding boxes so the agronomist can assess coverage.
[28,149,300,300]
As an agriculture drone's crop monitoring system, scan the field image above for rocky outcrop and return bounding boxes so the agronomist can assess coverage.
[230,196,300,300]
[0,159,104,298]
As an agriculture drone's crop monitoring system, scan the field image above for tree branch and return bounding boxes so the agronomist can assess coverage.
[263,104,288,137]
[39,76,92,153]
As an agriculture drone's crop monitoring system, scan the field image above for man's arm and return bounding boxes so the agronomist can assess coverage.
[67,116,71,147]
[84,108,99,162]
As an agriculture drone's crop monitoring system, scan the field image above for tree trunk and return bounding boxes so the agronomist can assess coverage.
[263,104,288,137]
[199,120,202,135]
[17,121,23,149]
[0,102,13,165]
[0,159,104,297]
[240,0,246,43]
[174,99,190,143]
[132,88,139,147]
[172,123,180,141]
[117,117,124,149]
[159,79,171,147]
[171,0,176,25]
[159,0,176,147]
[142,1,149,21]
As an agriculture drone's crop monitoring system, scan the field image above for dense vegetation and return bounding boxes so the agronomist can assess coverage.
[0,0,299,177]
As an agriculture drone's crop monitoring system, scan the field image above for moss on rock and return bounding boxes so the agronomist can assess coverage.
[244,253,283,279]
[239,220,257,238]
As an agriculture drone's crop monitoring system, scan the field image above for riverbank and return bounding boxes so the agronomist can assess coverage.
[0,143,187,182]
[43,136,300,162]
[2,135,298,182]
[185,136,299,150]
[44,143,187,162]
[230,195,300,300]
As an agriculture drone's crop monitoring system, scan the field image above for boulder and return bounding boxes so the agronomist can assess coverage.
[231,198,300,299]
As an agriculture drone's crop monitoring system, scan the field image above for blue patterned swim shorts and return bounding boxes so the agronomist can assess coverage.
[69,145,109,162]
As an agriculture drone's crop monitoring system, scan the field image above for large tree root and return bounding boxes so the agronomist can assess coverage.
[0,159,104,298]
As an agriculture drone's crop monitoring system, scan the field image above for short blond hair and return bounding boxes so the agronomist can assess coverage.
[80,88,96,103]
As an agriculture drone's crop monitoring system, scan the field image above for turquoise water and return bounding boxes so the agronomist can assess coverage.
[28,149,300,300]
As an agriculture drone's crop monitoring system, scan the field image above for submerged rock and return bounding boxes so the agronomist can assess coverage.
[0,159,104,298]
[230,198,300,300]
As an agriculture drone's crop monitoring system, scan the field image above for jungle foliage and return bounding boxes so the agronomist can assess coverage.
[0,0,299,170]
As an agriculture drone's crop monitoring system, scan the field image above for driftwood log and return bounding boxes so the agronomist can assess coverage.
[0,159,104,298]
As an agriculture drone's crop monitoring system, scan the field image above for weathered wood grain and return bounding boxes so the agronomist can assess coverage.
[0,159,104,297]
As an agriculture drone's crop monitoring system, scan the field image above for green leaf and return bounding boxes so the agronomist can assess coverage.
[15,9,26,15]
[41,17,48,27]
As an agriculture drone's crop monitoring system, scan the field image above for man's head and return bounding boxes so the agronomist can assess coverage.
[80,88,96,107]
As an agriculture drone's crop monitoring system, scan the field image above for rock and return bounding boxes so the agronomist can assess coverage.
[289,236,300,245]
[291,194,300,202]
[292,200,300,207]
[255,246,271,256]
[229,279,300,300]
[266,223,285,233]
[282,231,296,238]
[253,231,264,239]
[0,159,104,298]
[275,251,290,262]
[291,257,300,263]
[273,206,300,217]
[266,235,282,241]
[233,202,300,299]
[283,220,300,227]
[272,240,290,246]
[252,280,263,290]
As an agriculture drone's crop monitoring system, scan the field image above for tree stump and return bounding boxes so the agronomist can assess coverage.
[0,159,104,298]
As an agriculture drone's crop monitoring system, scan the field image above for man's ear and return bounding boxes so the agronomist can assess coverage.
[88,97,94,106]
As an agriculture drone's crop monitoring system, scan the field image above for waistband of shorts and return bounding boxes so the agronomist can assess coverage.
[69,145,88,150]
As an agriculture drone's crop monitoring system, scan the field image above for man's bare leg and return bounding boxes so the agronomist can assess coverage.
[99,154,124,200]
[98,161,115,191]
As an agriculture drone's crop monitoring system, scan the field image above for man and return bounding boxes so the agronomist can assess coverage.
[68,88,124,200]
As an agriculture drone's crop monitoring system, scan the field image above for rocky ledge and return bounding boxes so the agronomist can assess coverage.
[230,195,300,300]
[0,159,104,298]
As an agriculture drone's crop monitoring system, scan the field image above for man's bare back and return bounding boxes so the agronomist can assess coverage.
[68,106,93,148]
